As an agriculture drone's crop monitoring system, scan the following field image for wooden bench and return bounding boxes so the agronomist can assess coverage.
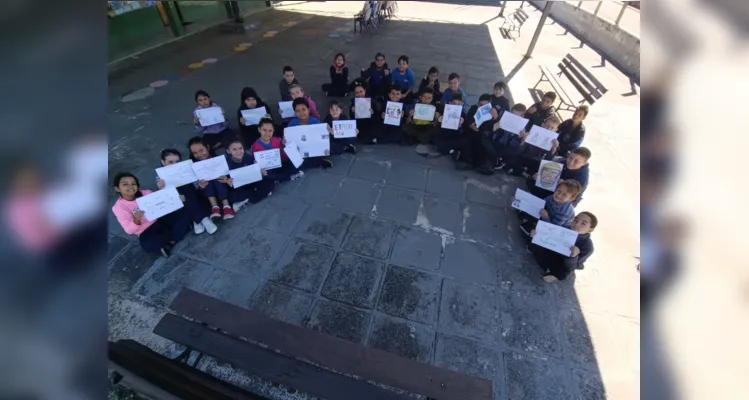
[533,53,608,112]
[153,288,494,400]
[500,8,530,39]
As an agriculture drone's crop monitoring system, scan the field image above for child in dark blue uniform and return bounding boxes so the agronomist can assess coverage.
[529,211,597,282]
[224,138,275,208]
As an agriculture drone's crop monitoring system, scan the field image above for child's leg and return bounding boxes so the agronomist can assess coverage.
[266,162,298,182]
[204,180,231,207]
[321,83,332,93]
[378,125,403,144]
[402,124,419,145]
[138,220,170,253]
[231,179,274,204]
[178,185,207,224]
[549,257,577,281]
[160,208,191,243]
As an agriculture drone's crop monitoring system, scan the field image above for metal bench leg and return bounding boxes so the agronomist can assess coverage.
[533,74,547,89]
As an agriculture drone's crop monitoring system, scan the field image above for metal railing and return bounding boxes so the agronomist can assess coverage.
[570,1,639,28]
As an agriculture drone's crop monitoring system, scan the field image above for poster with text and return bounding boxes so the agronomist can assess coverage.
[384,101,403,126]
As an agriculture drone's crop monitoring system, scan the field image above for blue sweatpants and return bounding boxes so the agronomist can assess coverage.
[138,208,191,253]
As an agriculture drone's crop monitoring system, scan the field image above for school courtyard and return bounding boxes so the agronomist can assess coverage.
[108,1,639,399]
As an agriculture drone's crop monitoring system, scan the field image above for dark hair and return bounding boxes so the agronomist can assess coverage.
[160,148,182,161]
[353,80,366,90]
[258,117,274,128]
[239,87,265,110]
[558,179,583,196]
[478,93,492,103]
[575,105,590,117]
[194,89,210,102]
[577,211,598,229]
[542,91,557,101]
[375,52,385,60]
[333,53,346,63]
[225,136,244,148]
[419,87,434,96]
[451,92,463,102]
[187,136,215,161]
[112,172,143,198]
[389,83,402,93]
[511,103,527,113]
[494,81,507,90]
[448,73,460,81]
[397,55,409,64]
[571,147,592,160]
[428,66,439,75]
[328,100,340,109]
[282,66,294,74]
[292,97,310,110]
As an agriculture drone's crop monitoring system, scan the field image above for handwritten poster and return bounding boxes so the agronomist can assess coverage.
[332,120,357,138]
[526,125,559,151]
[230,164,263,188]
[196,107,225,127]
[532,220,579,256]
[241,107,267,126]
[284,142,304,168]
[278,101,295,118]
[535,160,564,191]
[414,104,436,122]
[254,148,282,170]
[511,188,546,219]
[384,101,403,126]
[474,103,492,126]
[355,98,372,119]
[284,124,330,158]
[498,112,529,134]
[156,160,197,187]
[191,156,230,181]
[136,186,184,221]
[441,104,462,130]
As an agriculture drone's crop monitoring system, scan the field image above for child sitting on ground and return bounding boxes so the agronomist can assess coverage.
[403,87,439,157]
[252,118,305,182]
[519,179,582,236]
[524,91,557,129]
[527,147,591,206]
[504,115,562,176]
[418,67,441,105]
[224,137,275,207]
[440,73,467,105]
[491,81,511,116]
[493,103,527,168]
[348,81,376,144]
[284,84,320,126]
[555,105,588,157]
[156,149,217,235]
[279,66,299,102]
[322,53,349,97]
[187,136,236,220]
[112,172,191,257]
[390,55,416,103]
[193,89,230,150]
[360,52,390,100]
[529,211,597,282]
[324,100,357,154]
[285,98,333,168]
[376,84,405,145]
[237,87,273,146]
[433,92,466,156]
[457,94,500,174]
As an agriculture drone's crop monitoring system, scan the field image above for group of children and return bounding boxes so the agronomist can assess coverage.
[112,52,600,282]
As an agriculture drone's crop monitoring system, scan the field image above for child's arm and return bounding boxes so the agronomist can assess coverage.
[329,65,337,81]
[360,65,370,80]
[112,204,144,235]
[343,67,349,83]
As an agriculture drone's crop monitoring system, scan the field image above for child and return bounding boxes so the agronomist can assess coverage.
[360,52,390,100]
[156,149,217,235]
[237,87,272,146]
[324,100,357,154]
[187,136,235,220]
[555,105,588,157]
[322,53,349,97]
[285,98,333,168]
[493,103,527,168]
[504,115,562,176]
[457,94,501,174]
[376,84,405,144]
[251,118,305,182]
[223,138,275,206]
[529,211,597,282]
[193,90,230,150]
[279,66,299,102]
[284,84,320,125]
[527,147,591,206]
[403,87,439,157]
[524,91,557,129]
[112,172,190,257]
[491,81,511,116]
[390,55,416,103]
[440,73,467,105]
[518,179,582,237]
[418,67,441,105]
[433,93,466,156]
[349,82,375,144]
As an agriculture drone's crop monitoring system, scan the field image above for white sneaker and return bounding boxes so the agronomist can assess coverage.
[371,138,378,144]
[201,217,218,234]
[290,170,305,181]
[193,221,206,235]
[232,199,249,212]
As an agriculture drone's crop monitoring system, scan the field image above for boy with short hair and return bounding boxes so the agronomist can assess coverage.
[279,66,299,102]
[527,147,591,206]
[519,179,582,236]
[433,92,466,156]
[529,211,597,282]
[390,55,416,103]
[376,84,405,144]
[361,52,390,100]
[491,81,510,116]
[418,66,441,105]
[493,103,527,168]
[525,91,557,129]
[555,105,588,157]
[403,87,439,156]
[457,93,500,174]
[285,99,333,169]
[504,114,562,176]
[324,100,357,155]
[441,73,468,105]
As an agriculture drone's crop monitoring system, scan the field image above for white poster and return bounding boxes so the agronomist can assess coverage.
[498,112,529,134]
[241,107,267,126]
[473,103,493,126]
[332,120,357,138]
[156,160,197,187]
[196,107,225,127]
[284,142,304,168]
[511,188,546,219]
[278,101,295,118]
[414,104,436,122]
[354,98,372,119]
[532,220,579,257]
[441,104,462,130]
[191,156,230,181]
[284,124,330,158]
[135,186,184,221]
[254,148,282,170]
[230,164,263,188]
[384,101,403,126]
[526,125,559,151]
[535,160,564,191]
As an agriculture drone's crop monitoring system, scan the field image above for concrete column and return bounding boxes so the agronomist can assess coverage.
[525,1,554,58]
[576,1,583,9]
[499,0,507,17]
[162,1,185,38]
[593,1,603,16]
[615,2,628,26]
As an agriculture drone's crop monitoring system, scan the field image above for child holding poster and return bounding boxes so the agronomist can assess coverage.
[524,91,557,130]
[376,84,405,144]
[403,87,440,157]
[187,136,236,220]
[503,115,562,177]
[224,138,275,207]
[529,211,597,282]
[284,84,320,126]
[112,172,190,257]
[456,94,501,174]
[321,53,349,97]
[492,103,528,169]
[527,147,591,206]
[349,82,375,144]
[324,100,357,155]
[518,180,582,237]
[252,118,306,182]
[193,90,231,150]
[433,93,466,156]
[237,87,273,146]
[155,149,217,235]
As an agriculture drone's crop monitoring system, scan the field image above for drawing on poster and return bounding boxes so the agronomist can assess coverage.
[355,98,372,119]
[384,101,403,126]
[196,107,225,127]
[135,187,184,221]
[441,104,462,130]
[525,125,559,151]
[532,220,579,256]
[332,120,357,138]
[535,160,564,191]
[473,103,492,125]
[414,104,436,121]
[278,101,295,118]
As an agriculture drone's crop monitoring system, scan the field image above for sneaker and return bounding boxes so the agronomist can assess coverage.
[321,159,333,169]
[193,221,206,235]
[222,205,235,220]
[542,274,558,283]
[345,144,357,154]
[494,161,505,170]
[232,199,249,212]
[160,247,170,258]
[290,170,305,181]
[201,217,218,234]
[209,206,221,220]
[415,144,429,156]
[371,138,378,144]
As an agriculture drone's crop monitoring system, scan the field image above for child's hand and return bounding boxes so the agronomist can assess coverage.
[179,194,186,202]
[381,112,385,119]
[492,122,500,131]
[437,115,443,123]
[369,108,373,114]
[530,229,536,238]
[240,117,246,125]
[409,109,415,117]
[193,117,200,125]
[539,209,549,221]
[327,125,333,134]
[217,175,229,184]
[226,178,234,187]
[198,179,209,189]
[551,139,559,152]
[384,69,390,75]
[282,137,287,145]
[532,172,538,180]
[156,179,166,189]
[324,149,330,156]
[132,210,144,224]
[570,246,580,258]
[356,128,360,134]
[361,66,366,72]
[470,123,478,132]
[261,169,268,176]
[527,105,537,114]
[519,130,529,141]
[490,108,498,120]
[460,117,464,125]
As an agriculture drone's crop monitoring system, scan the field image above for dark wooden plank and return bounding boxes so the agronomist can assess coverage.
[566,53,608,93]
[154,314,410,400]
[169,289,494,400]
[557,62,596,105]
[562,58,601,99]
[541,65,575,106]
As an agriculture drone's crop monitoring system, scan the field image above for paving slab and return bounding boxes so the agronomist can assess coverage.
[366,313,435,364]
[442,239,501,286]
[572,368,607,400]
[425,169,466,202]
[329,177,380,215]
[389,226,443,271]
[306,299,371,344]
[438,279,501,345]
[172,221,240,264]
[199,268,263,308]
[108,234,131,263]
[420,195,464,235]
[503,351,573,400]
[341,216,396,259]
[348,158,389,183]
[294,205,353,247]
[375,265,442,326]
[109,245,161,295]
[374,186,422,224]
[463,203,510,245]
[268,240,336,293]
[320,253,385,309]
[249,281,315,326]
[384,160,427,191]
[220,228,289,277]
[136,256,216,307]
[434,334,504,388]
[500,292,562,358]
[293,172,344,205]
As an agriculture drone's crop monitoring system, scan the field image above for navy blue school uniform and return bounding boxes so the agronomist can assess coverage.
[361,61,390,99]
[456,104,500,167]
[322,65,350,97]
[139,210,191,253]
[433,103,467,155]
[504,136,557,176]
[524,101,556,130]
[225,153,274,204]
[154,174,208,225]
[526,163,589,206]
[376,101,404,144]
[555,119,586,157]
[324,113,357,154]
[493,127,523,163]
[490,95,510,117]
[529,232,594,280]
[349,97,377,144]
[418,78,442,105]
